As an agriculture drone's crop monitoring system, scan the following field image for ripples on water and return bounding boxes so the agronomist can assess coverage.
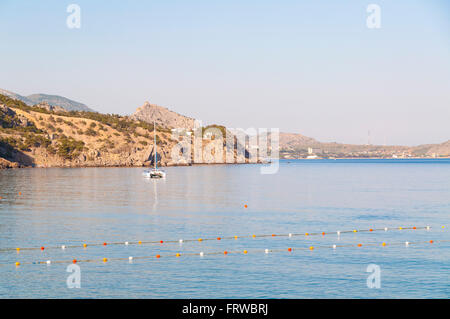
[0,159,449,298]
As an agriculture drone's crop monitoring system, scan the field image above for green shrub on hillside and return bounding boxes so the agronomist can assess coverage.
[23,133,52,150]
[84,128,97,136]
[57,137,85,159]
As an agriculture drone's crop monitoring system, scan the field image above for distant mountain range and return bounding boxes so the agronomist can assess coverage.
[0,88,94,112]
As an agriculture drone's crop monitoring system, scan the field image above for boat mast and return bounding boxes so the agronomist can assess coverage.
[154,121,157,170]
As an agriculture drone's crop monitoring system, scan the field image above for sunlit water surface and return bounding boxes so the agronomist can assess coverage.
[0,159,449,298]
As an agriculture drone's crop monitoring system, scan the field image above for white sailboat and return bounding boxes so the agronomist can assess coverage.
[143,122,166,179]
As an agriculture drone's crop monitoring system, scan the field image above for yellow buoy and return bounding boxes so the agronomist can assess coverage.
[83,244,87,248]
[103,258,108,262]
[234,236,238,239]
[198,238,203,242]
[138,241,142,245]
[309,246,314,250]
[176,253,181,257]
[16,248,20,252]
[305,233,309,236]
[243,250,248,254]
[15,262,20,267]
[382,242,386,246]
[252,234,256,238]
[353,230,357,233]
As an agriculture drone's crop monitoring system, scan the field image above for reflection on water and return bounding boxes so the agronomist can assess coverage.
[0,159,449,298]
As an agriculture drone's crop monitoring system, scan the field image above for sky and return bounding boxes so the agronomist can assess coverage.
[0,0,449,146]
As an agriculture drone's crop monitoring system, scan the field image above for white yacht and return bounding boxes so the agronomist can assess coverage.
[143,122,166,179]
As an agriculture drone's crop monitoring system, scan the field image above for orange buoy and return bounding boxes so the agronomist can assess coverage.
[156,254,161,258]
[430,240,434,244]
[413,227,417,229]
[198,238,203,242]
[271,234,276,237]
[16,248,20,252]
[288,248,292,252]
[369,229,373,232]
[244,205,248,208]
[234,236,238,239]
[357,244,362,247]
[138,241,142,244]
[18,192,22,196]
[224,251,228,255]
[322,232,325,236]
[73,259,77,264]
[0,196,2,200]
[217,237,221,240]
[83,244,87,248]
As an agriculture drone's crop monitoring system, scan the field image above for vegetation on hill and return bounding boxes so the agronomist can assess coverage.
[0,93,178,168]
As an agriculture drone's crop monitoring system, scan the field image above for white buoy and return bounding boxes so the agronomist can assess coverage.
[46,260,51,264]
[128,256,133,261]
[61,245,66,250]
[199,252,204,257]
[426,226,430,230]
[337,231,341,236]
[179,239,183,243]
[405,242,409,246]
[288,233,292,238]
[125,242,129,245]
[332,245,337,249]
[265,249,269,254]
[384,227,388,231]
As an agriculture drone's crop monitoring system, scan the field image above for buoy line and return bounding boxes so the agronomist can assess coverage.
[2,225,446,254]
[9,239,450,267]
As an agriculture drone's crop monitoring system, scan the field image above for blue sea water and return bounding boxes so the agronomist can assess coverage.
[0,159,449,298]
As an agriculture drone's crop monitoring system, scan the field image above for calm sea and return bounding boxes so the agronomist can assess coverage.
[0,159,449,298]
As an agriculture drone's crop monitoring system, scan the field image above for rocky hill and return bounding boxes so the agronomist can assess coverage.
[0,94,179,168]
[278,132,319,151]
[0,88,94,112]
[131,101,195,130]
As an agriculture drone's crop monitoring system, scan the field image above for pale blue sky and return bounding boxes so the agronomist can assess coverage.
[1,0,449,145]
